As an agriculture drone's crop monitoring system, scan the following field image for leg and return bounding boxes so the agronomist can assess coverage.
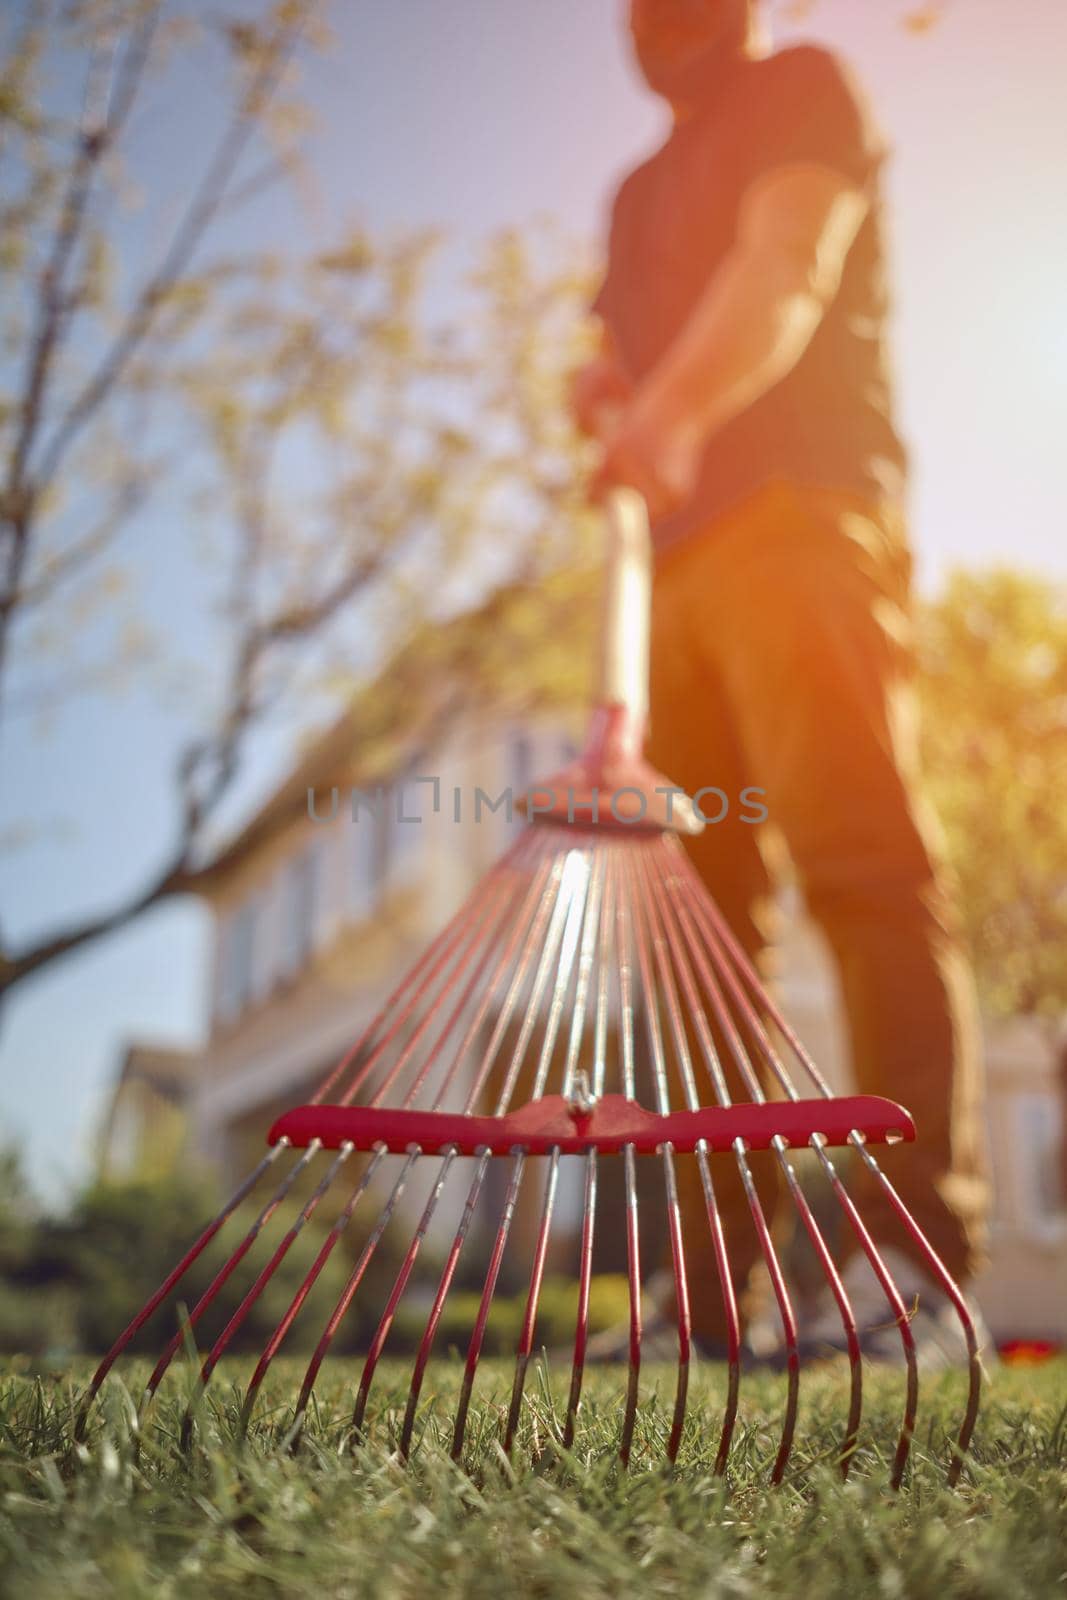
[694,484,989,1284]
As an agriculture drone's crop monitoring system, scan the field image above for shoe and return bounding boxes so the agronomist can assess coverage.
[785,1246,994,1372]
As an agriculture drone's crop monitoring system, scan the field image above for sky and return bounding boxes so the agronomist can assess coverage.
[2,0,1066,1198]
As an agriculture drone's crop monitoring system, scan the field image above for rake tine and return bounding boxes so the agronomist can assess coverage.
[657,872,802,1480]
[349,871,551,1434]
[395,855,574,1457]
[773,1136,862,1476]
[811,1139,918,1485]
[291,1150,419,1440]
[501,843,598,1456]
[563,1148,597,1452]
[341,853,528,1111]
[630,846,739,1470]
[851,1141,981,1485]
[612,851,644,1468]
[619,1142,643,1467]
[316,832,539,1106]
[670,850,921,1481]
[425,846,591,1462]
[75,1141,287,1437]
[240,1148,388,1433]
[400,1149,493,1458]
[645,843,803,1482]
[452,1152,526,1461]
[178,1142,356,1445]
[561,841,616,1453]
[687,866,971,1480]
[143,1142,323,1413]
[661,1145,692,1463]
[663,838,828,1093]
[504,1151,560,1455]
[696,1146,741,1473]
[352,1150,458,1439]
[624,846,690,1463]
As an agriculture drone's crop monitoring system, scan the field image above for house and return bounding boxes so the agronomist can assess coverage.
[97,1042,200,1183]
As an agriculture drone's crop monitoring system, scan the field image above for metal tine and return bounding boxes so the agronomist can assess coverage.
[627,844,739,1470]
[773,1140,862,1476]
[642,840,801,1484]
[142,1139,324,1416]
[76,1141,289,1437]
[290,1148,421,1436]
[317,826,545,1107]
[285,848,560,1442]
[673,846,981,1482]
[563,845,614,1452]
[612,847,644,1468]
[452,845,598,1459]
[396,851,570,1457]
[850,1140,980,1488]
[659,860,865,1476]
[809,1138,918,1486]
[451,1153,525,1461]
[671,852,922,1480]
[504,1154,561,1455]
[295,839,579,1449]
[85,834,545,1437]
[183,842,525,1439]
[357,844,587,1452]
[623,843,691,1464]
[550,845,606,1453]
[180,1141,356,1447]
[352,1151,459,1438]
[336,830,547,1110]
[239,1146,389,1432]
[504,847,597,1455]
[398,1148,491,1459]
[353,853,568,1443]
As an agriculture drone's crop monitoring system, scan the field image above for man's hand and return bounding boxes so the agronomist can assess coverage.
[593,390,703,517]
[570,340,634,440]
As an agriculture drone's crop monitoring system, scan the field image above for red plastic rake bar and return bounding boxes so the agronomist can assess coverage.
[269,1094,915,1159]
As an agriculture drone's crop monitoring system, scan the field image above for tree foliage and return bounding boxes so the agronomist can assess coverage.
[0,4,596,1002]
[918,570,1067,1021]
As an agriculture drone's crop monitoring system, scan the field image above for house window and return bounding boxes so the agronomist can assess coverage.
[216,899,259,1024]
[1015,1092,1065,1230]
[280,847,319,978]
[350,790,387,920]
[389,784,424,890]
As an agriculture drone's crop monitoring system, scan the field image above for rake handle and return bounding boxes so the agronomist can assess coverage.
[599,487,651,723]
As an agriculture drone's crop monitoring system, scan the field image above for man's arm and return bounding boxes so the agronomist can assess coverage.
[594,163,869,514]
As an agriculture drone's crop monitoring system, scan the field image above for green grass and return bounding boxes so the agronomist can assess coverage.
[1,1357,1065,1599]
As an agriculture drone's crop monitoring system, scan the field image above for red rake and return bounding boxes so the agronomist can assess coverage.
[78,490,981,1485]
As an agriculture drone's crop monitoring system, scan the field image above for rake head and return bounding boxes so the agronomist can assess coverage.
[77,492,982,1485]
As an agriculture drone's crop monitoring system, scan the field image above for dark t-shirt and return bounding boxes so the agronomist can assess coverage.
[593,45,907,551]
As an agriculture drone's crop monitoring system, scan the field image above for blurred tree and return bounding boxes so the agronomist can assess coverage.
[918,571,1067,1023]
[0,4,596,1004]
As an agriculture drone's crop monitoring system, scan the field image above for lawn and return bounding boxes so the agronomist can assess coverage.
[0,1356,1064,1599]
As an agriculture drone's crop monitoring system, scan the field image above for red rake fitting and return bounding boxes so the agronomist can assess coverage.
[269,1093,915,1159]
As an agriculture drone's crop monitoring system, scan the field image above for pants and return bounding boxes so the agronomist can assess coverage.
[647,480,989,1341]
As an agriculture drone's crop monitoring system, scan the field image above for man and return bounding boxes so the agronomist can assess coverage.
[575,0,990,1359]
